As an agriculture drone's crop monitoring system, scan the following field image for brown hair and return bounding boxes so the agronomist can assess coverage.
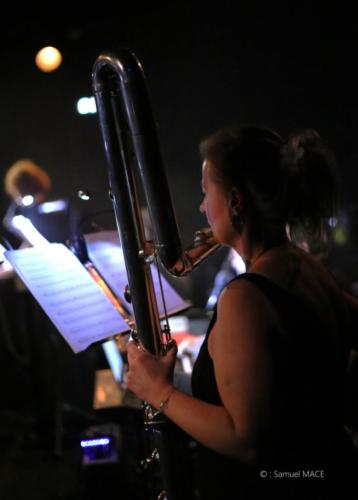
[199,126,337,241]
[4,159,51,200]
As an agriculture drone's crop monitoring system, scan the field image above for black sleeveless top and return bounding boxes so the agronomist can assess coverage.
[191,273,357,499]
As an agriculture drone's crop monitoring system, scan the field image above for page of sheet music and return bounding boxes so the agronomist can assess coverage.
[5,243,130,353]
[84,230,191,317]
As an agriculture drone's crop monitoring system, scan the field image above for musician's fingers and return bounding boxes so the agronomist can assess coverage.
[166,339,178,352]
[127,340,142,361]
[127,340,138,353]
[162,340,178,367]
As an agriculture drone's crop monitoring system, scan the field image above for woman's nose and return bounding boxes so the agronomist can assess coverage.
[199,201,205,214]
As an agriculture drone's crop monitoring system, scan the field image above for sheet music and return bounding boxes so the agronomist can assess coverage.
[84,230,191,317]
[0,243,14,280]
[5,244,130,353]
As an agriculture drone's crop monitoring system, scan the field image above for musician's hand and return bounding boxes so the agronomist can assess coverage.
[126,340,177,406]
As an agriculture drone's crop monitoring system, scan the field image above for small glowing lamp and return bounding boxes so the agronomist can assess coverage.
[35,46,63,73]
[76,97,97,115]
[78,190,91,201]
[21,194,35,207]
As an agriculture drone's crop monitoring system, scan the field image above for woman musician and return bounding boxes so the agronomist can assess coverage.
[127,126,358,499]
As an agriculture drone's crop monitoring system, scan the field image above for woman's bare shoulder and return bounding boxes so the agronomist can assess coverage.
[213,276,282,339]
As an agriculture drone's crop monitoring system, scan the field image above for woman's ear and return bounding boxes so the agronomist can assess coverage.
[228,187,243,217]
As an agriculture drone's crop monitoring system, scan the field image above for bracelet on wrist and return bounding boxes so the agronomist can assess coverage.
[157,387,176,413]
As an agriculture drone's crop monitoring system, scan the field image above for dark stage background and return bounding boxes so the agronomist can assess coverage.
[0,5,357,499]
[0,4,355,306]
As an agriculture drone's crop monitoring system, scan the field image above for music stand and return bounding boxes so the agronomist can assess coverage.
[5,235,190,454]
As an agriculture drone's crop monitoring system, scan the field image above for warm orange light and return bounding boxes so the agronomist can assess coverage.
[35,46,63,73]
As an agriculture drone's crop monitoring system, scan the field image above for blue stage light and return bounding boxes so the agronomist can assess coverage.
[80,425,121,466]
[80,437,111,448]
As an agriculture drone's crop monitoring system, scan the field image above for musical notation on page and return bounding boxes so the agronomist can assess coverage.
[5,244,129,353]
[84,230,191,317]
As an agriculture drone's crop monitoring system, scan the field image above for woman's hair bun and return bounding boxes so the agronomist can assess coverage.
[281,129,321,174]
[282,128,337,240]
